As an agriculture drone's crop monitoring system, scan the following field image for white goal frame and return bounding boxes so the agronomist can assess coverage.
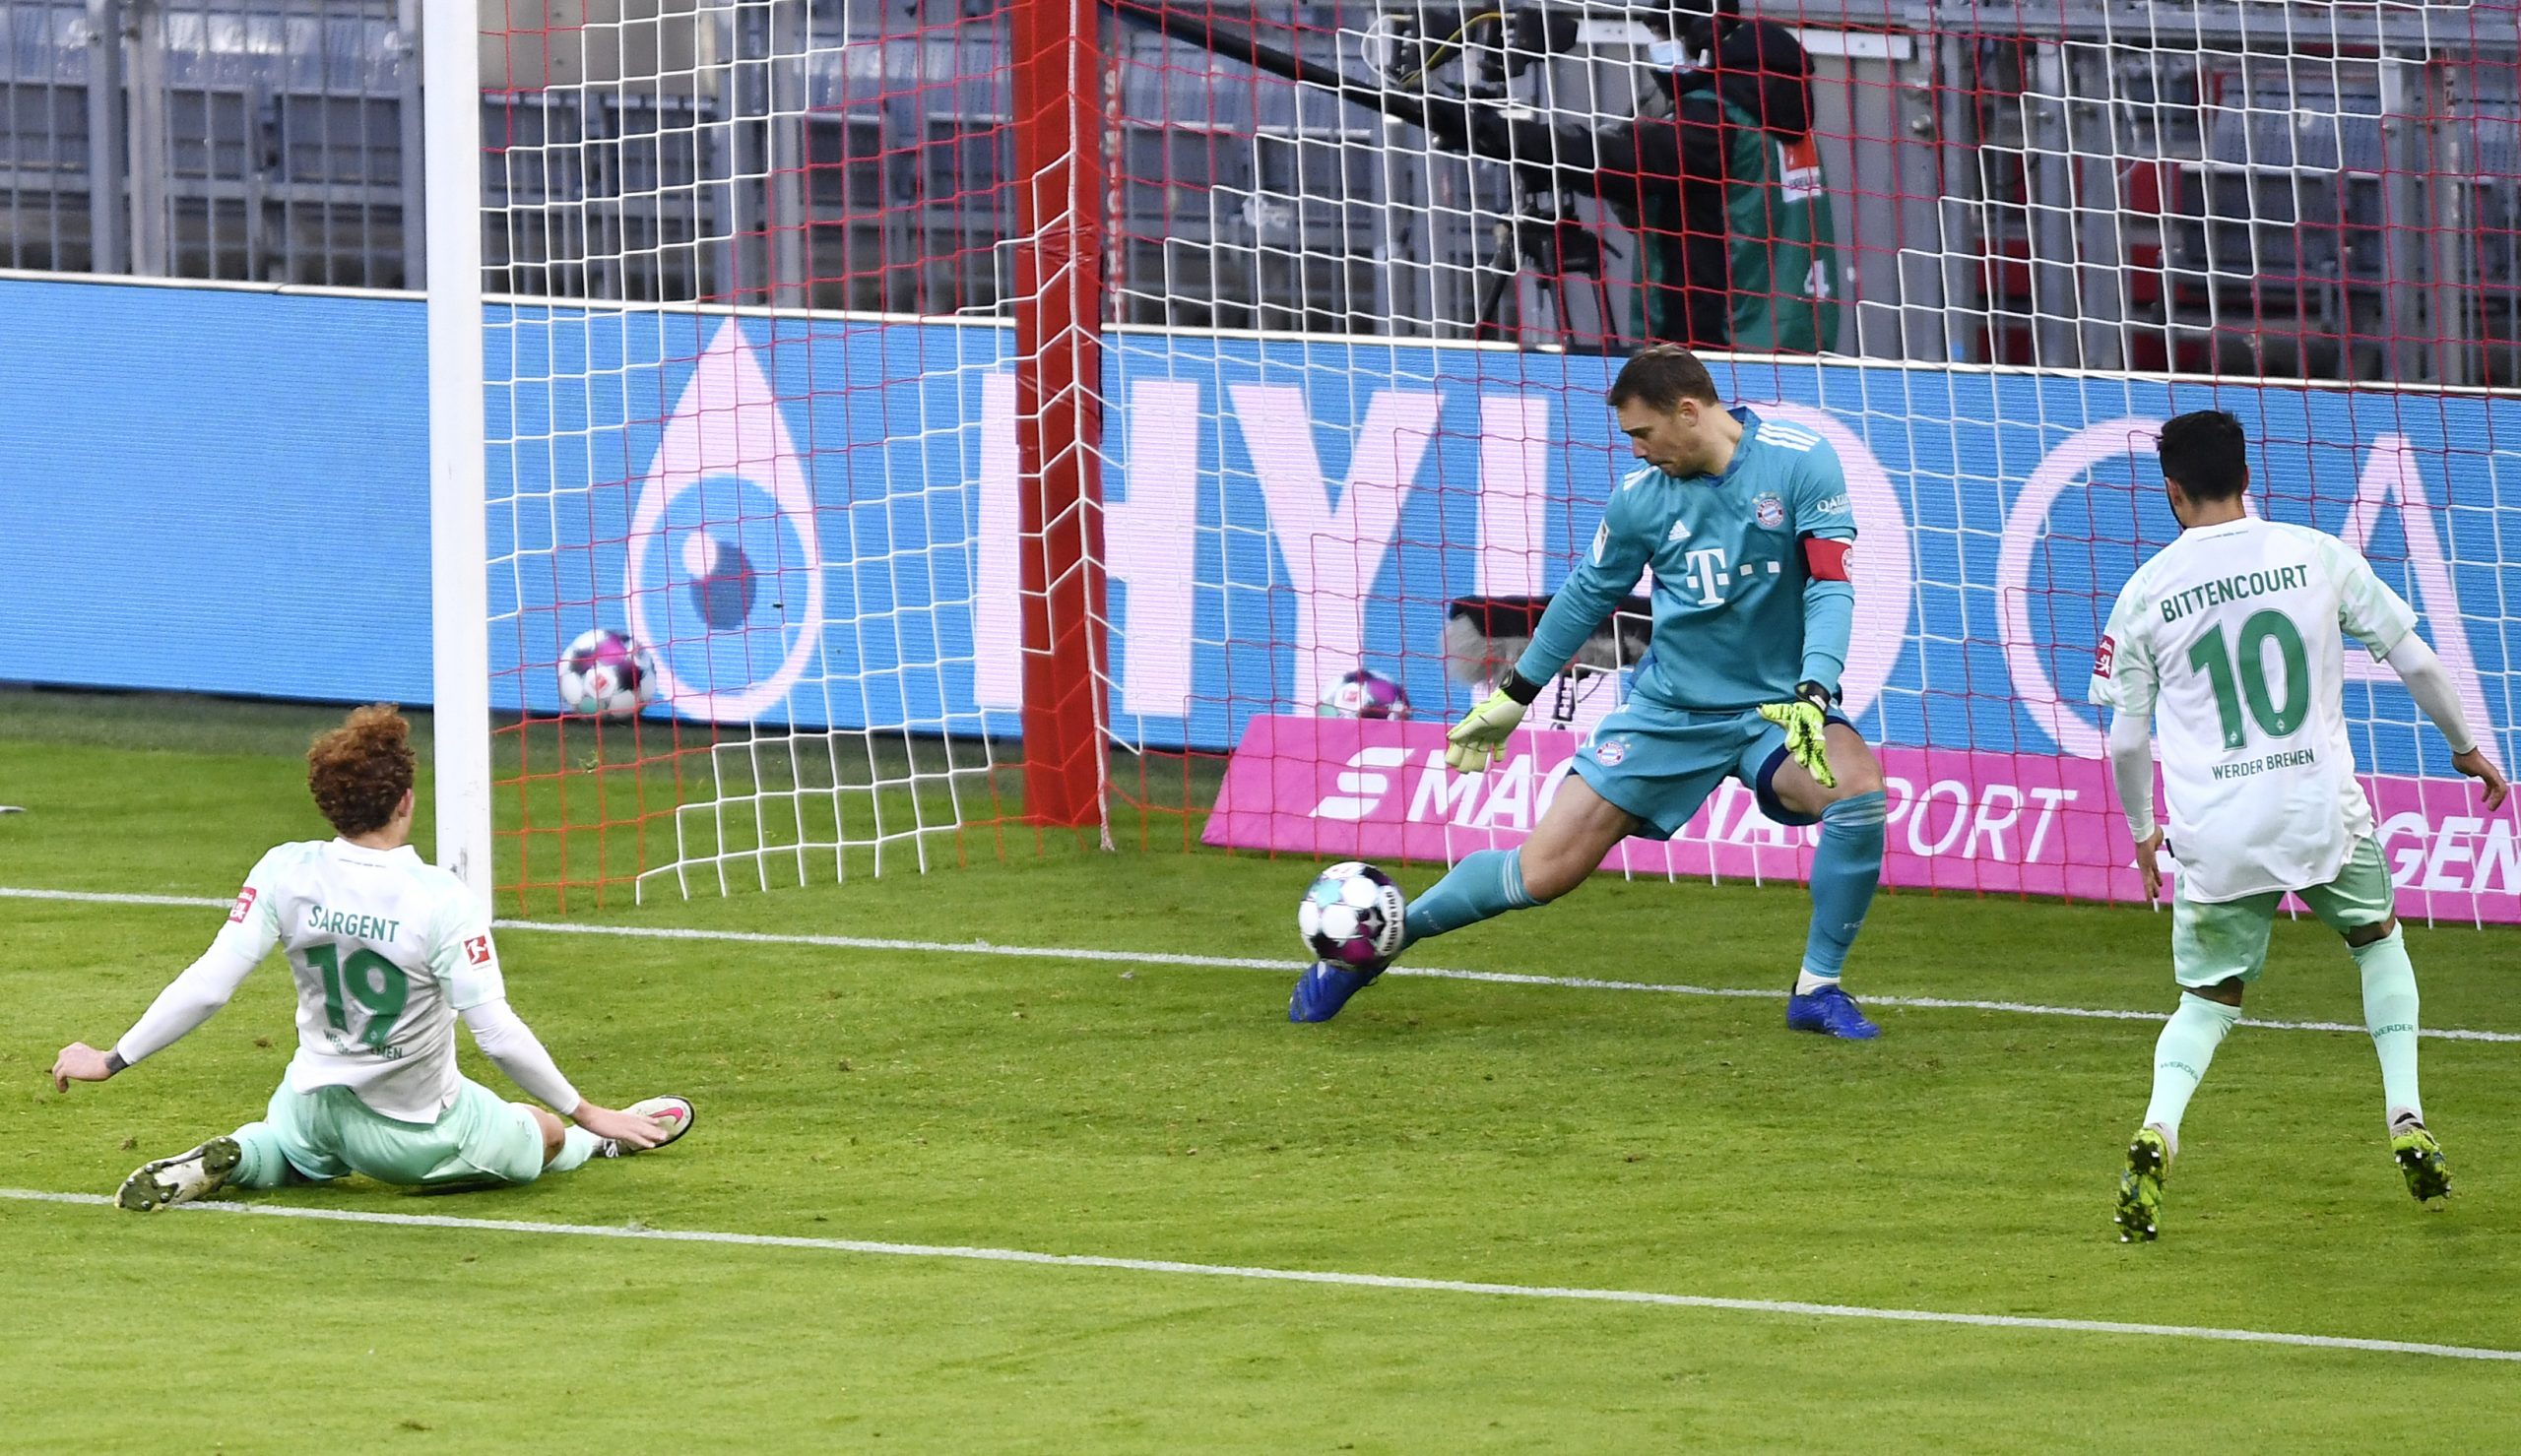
[424,5,491,903]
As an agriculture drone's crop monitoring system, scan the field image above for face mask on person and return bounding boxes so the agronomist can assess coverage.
[1647,38,1690,68]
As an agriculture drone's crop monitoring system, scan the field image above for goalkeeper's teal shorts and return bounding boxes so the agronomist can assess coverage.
[240,1076,549,1189]
[1571,700,1853,840]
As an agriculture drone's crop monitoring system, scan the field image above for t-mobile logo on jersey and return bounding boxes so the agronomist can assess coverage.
[1679,546,1731,606]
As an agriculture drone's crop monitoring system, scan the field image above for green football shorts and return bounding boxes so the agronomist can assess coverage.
[2170,837,2396,989]
[1572,699,1854,839]
[247,1076,549,1188]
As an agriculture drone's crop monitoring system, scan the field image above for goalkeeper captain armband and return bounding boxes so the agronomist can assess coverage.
[1803,537,1852,583]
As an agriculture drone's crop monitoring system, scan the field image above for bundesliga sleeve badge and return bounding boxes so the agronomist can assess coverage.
[226,886,258,924]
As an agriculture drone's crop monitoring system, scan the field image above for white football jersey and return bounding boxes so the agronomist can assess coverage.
[211,839,506,1121]
[2089,517,2419,902]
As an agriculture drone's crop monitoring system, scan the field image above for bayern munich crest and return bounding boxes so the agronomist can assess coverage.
[1754,493,1786,529]
[1592,736,1629,766]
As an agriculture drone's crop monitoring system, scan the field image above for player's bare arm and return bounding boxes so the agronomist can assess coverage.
[49,1042,117,1091]
[2451,748,2508,809]
[575,1104,672,1149]
[2129,828,2166,906]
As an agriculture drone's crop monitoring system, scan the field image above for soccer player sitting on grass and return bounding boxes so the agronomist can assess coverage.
[1290,345,1891,1038]
[2092,411,2508,1241]
[48,705,692,1209]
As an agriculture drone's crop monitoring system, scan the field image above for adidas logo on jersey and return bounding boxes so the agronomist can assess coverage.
[1666,519,1692,542]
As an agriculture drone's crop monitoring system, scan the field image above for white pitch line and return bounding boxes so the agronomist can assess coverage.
[2,886,220,909]
[8,884,2518,1045]
[3,1187,2511,1365]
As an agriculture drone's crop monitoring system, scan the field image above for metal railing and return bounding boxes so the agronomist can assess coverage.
[0,0,421,285]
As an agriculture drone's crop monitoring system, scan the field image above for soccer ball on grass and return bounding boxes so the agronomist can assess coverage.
[1297,861,1407,968]
[557,628,654,720]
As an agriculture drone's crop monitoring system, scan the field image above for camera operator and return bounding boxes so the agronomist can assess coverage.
[1442,2,1844,353]
[1098,0,1841,351]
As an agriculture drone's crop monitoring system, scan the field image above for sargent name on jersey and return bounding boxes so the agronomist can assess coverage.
[305,905,402,943]
[2158,564,2310,623]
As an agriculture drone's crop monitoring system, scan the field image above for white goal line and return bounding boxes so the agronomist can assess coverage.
[7,885,2517,1045]
[2,1187,2511,1365]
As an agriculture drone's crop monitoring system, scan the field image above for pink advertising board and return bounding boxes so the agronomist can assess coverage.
[1202,716,2521,924]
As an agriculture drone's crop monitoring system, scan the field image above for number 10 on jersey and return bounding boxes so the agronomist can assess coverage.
[2186,609,2310,749]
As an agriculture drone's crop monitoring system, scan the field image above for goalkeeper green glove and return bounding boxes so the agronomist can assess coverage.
[1756,680,1838,790]
[1446,673,1537,774]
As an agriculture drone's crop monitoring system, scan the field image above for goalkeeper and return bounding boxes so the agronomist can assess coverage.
[1290,346,1888,1038]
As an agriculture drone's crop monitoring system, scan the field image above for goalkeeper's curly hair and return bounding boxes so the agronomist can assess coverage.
[307,704,416,837]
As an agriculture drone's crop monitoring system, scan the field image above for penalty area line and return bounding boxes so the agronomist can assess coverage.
[2,1188,2513,1365]
[7,884,2518,1045]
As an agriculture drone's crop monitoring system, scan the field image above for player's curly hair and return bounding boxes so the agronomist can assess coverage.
[307,704,416,837]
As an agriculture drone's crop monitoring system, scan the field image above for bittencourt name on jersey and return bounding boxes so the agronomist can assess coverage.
[2156,564,2313,624]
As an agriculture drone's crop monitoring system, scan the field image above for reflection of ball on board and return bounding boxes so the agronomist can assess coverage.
[679,531,756,630]
[1316,667,1411,720]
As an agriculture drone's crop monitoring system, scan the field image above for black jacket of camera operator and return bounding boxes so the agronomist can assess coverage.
[1439,14,1839,351]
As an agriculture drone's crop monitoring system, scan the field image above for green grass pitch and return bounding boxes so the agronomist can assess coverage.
[5,689,2520,1451]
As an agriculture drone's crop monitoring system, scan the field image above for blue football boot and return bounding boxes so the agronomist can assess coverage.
[1785,981,1881,1040]
[1289,960,1385,1023]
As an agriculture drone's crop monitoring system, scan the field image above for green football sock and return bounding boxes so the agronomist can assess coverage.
[2141,992,2240,1152]
[547,1125,602,1174]
[227,1120,298,1189]
[2354,927,2424,1127]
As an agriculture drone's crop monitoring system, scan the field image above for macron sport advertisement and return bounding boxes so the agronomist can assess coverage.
[1,276,2513,916]
[1201,716,2521,924]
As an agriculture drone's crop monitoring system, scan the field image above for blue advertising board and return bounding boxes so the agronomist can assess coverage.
[0,279,434,703]
[3,276,2513,776]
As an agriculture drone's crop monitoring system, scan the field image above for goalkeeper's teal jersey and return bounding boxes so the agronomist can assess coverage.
[1515,407,1856,713]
